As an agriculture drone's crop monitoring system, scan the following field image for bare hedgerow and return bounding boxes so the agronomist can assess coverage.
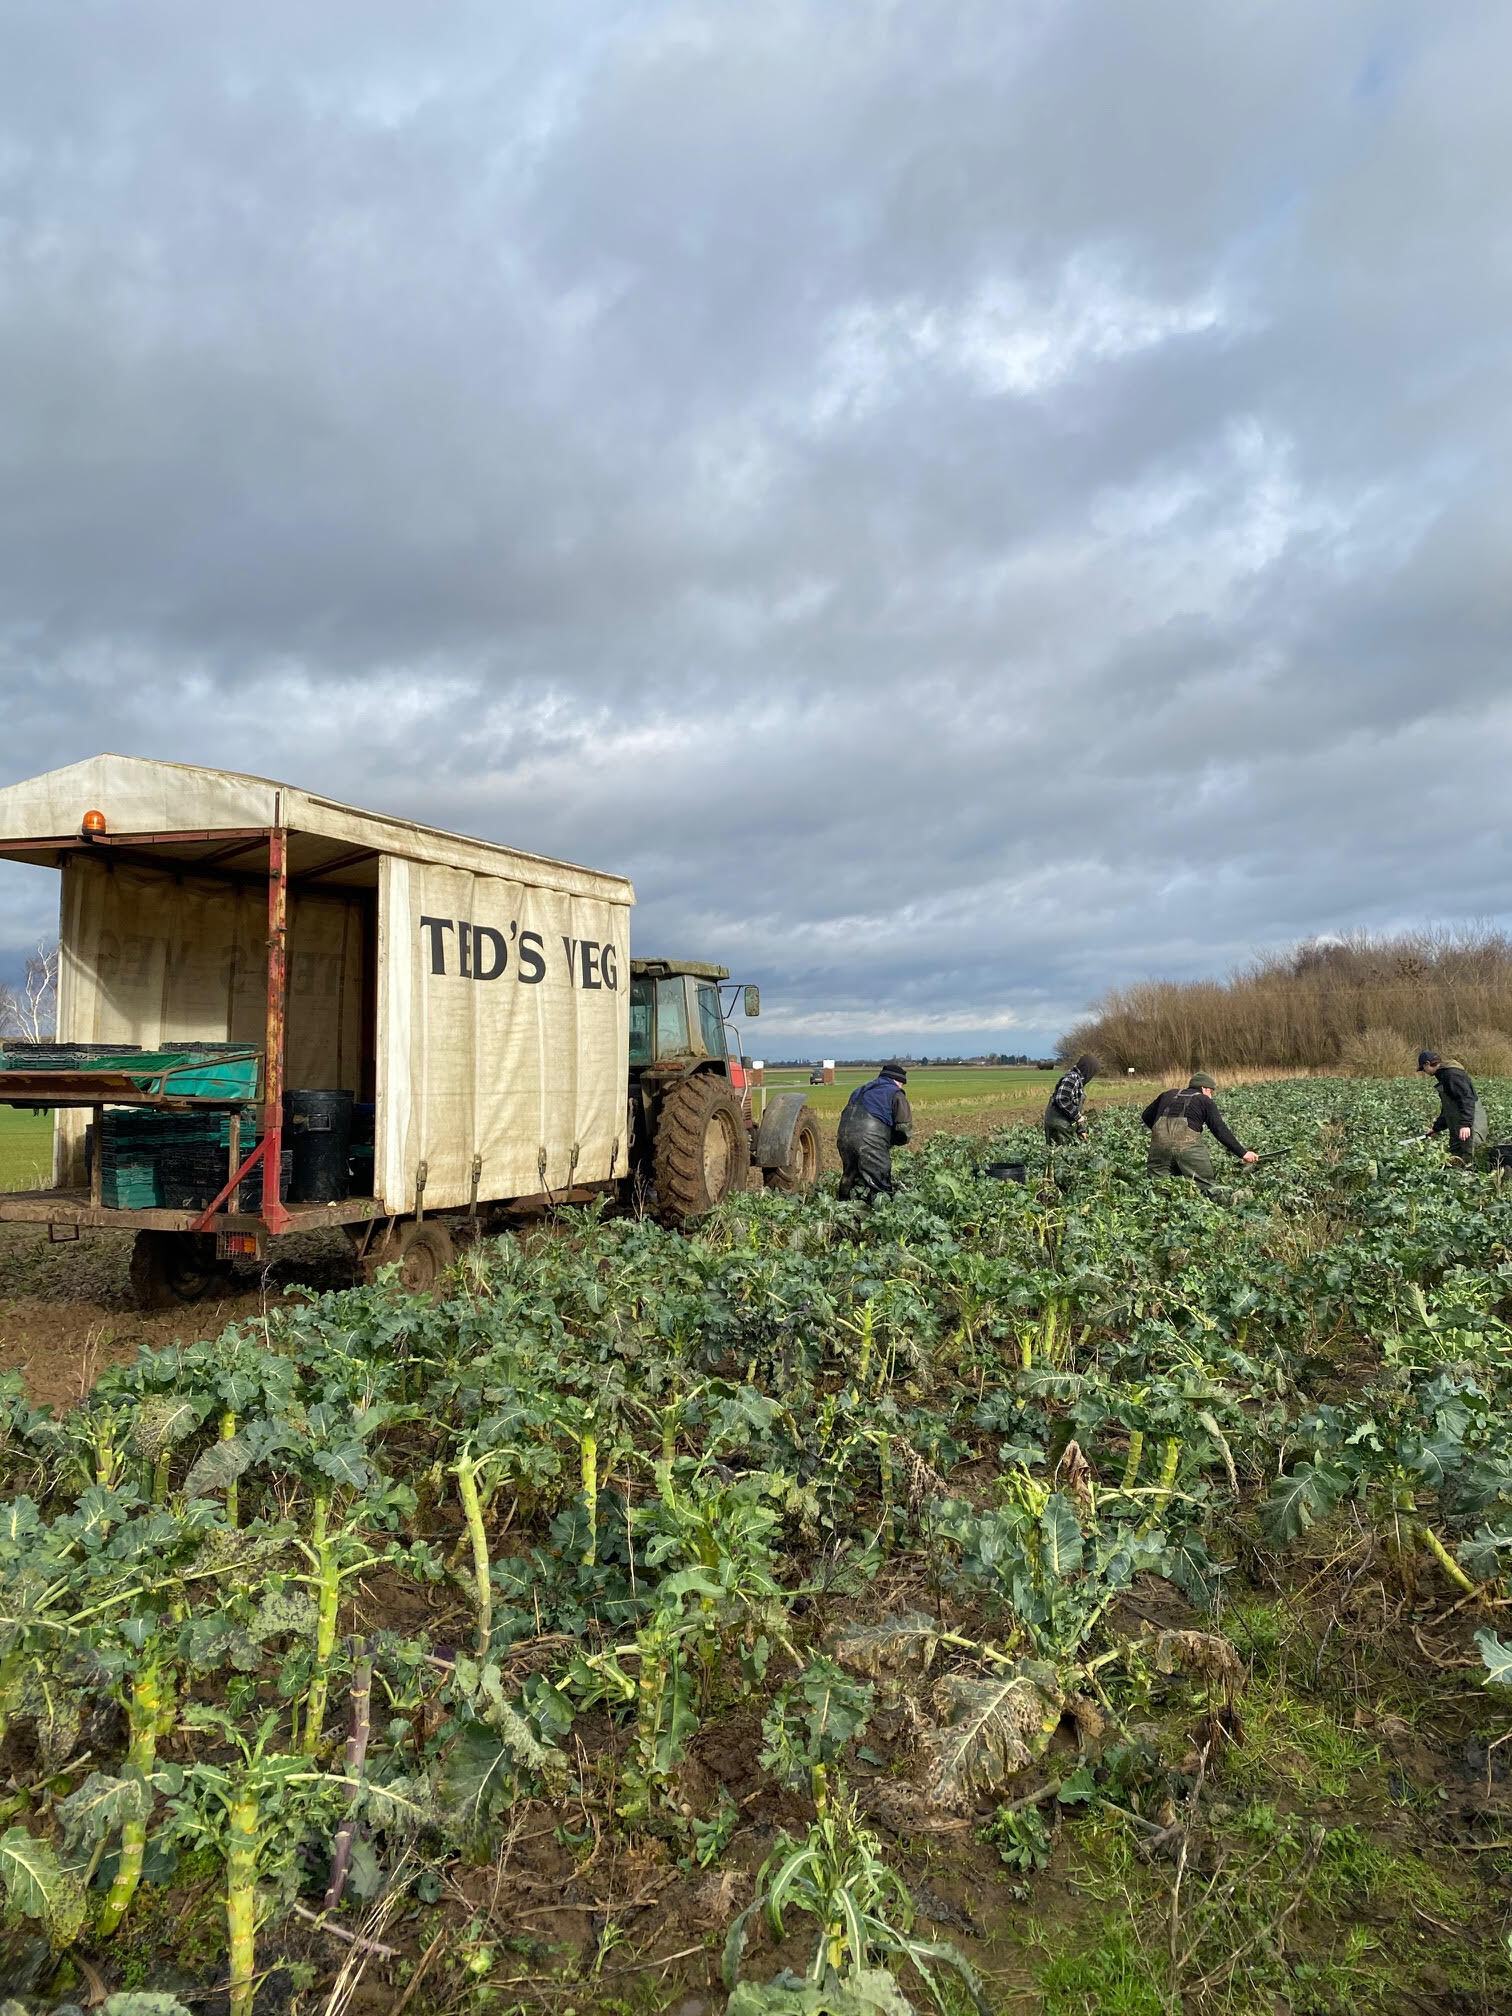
[1338,1027,1414,1078]
[1061,926,1512,1073]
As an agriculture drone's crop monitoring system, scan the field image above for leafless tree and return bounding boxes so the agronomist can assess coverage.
[0,939,58,1041]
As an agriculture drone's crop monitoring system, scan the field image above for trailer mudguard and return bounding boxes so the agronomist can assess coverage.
[755,1092,809,1169]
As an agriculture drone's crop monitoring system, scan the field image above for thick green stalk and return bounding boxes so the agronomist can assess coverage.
[151,1448,172,1505]
[225,1783,260,2016]
[1121,1430,1145,1493]
[1144,1438,1181,1526]
[220,1410,239,1527]
[858,1302,874,1386]
[580,1431,599,1568]
[1420,1520,1476,1594]
[454,1452,492,1659]
[97,1657,163,1936]
[302,1493,338,1756]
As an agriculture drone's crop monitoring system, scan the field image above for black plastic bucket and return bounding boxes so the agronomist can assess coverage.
[981,1160,1028,1183]
[1490,1145,1512,1171]
[283,1089,354,1203]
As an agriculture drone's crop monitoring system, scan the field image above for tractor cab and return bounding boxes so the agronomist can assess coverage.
[628,960,758,1101]
[627,959,817,1219]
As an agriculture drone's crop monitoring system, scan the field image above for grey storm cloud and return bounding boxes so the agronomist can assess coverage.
[1,0,1510,1051]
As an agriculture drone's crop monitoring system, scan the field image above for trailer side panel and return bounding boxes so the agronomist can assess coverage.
[377,858,629,1213]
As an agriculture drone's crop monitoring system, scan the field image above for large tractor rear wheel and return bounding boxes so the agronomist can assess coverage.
[766,1107,823,1193]
[653,1074,751,1222]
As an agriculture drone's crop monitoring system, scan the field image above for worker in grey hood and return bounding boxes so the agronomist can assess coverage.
[837,1061,912,1201]
[1419,1051,1486,1163]
[1045,1054,1100,1145]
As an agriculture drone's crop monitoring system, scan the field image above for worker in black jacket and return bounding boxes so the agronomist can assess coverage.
[837,1062,912,1200]
[1142,1071,1258,1190]
[1418,1050,1487,1163]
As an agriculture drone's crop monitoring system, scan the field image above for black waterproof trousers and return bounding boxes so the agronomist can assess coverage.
[837,1106,896,1200]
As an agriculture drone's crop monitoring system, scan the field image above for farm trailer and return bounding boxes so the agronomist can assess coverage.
[0,754,637,1298]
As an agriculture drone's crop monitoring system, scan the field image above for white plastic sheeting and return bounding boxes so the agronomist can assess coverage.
[377,859,629,1212]
[0,754,628,902]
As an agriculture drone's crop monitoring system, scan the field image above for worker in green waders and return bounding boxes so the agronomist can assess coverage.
[1418,1050,1487,1163]
[1141,1071,1258,1192]
[1045,1054,1100,1145]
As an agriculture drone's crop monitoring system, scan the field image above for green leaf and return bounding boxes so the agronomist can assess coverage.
[725,1970,918,2015]
[0,1823,64,1920]
[182,1434,254,1498]
[1038,1495,1084,1579]
[1474,1629,1512,1689]
[56,1771,150,1850]
[250,1587,319,1641]
[1259,1460,1348,1546]
[313,1442,373,1489]
[1056,1764,1097,1804]
[128,1397,202,1461]
[103,1996,195,2016]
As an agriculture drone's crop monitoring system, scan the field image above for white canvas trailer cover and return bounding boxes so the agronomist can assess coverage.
[0,755,633,1224]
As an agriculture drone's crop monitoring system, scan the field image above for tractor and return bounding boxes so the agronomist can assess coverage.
[628,959,822,1219]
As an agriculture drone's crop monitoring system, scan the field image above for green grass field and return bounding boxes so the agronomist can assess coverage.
[0,1108,53,1191]
[758,1063,1146,1120]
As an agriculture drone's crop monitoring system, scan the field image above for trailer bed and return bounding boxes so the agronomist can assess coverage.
[0,1188,383,1235]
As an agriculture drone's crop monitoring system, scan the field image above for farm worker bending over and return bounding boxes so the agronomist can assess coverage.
[1141,1072,1257,1191]
[837,1062,913,1201]
[1418,1050,1486,1163]
[1045,1054,1100,1145]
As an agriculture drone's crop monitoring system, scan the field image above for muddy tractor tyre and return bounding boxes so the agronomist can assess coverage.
[130,1231,233,1310]
[652,1074,752,1222]
[362,1218,456,1295]
[766,1107,823,1194]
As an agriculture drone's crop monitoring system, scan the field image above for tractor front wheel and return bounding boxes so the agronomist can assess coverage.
[652,1075,751,1222]
[766,1107,823,1193]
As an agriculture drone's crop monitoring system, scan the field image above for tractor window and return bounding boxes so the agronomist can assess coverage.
[629,975,653,1067]
[697,984,726,1057]
[655,977,689,1054]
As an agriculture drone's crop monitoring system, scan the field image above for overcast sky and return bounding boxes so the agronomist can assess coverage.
[2,1,1509,1054]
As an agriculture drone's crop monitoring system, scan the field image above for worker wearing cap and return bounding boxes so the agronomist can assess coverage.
[1045,1054,1100,1145]
[837,1061,913,1200]
[1141,1071,1258,1191]
[1418,1051,1486,1163]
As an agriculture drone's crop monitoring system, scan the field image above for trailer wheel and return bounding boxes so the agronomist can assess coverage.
[130,1231,232,1309]
[363,1219,456,1294]
[766,1108,823,1193]
[652,1074,751,1222]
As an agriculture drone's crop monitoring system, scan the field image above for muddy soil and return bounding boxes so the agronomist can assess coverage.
[0,1222,361,1411]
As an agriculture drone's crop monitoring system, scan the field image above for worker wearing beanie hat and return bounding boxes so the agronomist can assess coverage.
[837,1062,913,1201]
[1418,1049,1486,1164]
[1140,1068,1257,1192]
